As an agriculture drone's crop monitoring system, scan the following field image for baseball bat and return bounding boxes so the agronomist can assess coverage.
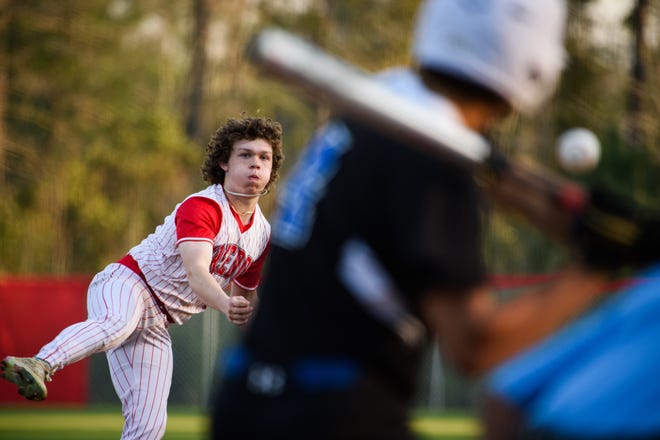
[246,28,589,244]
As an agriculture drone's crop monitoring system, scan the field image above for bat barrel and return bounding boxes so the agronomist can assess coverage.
[247,28,492,169]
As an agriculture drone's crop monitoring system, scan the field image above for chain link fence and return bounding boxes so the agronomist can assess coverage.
[88,309,479,412]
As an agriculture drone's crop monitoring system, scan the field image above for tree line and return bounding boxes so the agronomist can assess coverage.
[0,0,658,274]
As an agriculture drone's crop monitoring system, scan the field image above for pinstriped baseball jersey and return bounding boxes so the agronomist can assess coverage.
[128,184,270,325]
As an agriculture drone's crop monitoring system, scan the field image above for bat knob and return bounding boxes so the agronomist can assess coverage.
[557,184,588,213]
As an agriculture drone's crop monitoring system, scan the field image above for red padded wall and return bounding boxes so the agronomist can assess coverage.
[0,276,92,405]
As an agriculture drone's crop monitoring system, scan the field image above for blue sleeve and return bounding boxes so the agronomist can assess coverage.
[487,263,660,437]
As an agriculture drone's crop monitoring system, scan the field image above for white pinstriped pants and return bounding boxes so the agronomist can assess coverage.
[37,263,173,440]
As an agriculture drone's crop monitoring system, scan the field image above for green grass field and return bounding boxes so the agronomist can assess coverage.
[0,406,479,439]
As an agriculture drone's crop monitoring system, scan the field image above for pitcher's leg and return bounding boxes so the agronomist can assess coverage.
[108,315,173,440]
[2,264,145,401]
[37,264,145,371]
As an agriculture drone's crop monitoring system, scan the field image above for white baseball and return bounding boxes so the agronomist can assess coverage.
[556,128,601,173]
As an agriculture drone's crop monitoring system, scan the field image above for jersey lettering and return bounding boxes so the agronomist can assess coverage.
[273,121,352,249]
[210,243,253,281]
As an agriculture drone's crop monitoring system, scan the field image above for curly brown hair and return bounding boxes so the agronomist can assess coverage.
[202,117,284,189]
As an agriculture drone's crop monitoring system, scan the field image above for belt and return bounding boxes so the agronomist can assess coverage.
[220,346,361,396]
[118,254,176,324]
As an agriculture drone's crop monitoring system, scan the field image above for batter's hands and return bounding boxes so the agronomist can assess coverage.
[225,295,254,326]
[573,186,660,271]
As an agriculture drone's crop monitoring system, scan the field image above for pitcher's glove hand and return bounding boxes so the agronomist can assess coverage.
[573,186,660,271]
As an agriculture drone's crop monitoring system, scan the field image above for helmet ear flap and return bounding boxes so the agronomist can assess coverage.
[413,0,567,115]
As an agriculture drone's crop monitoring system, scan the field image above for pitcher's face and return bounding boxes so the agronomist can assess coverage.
[221,139,273,194]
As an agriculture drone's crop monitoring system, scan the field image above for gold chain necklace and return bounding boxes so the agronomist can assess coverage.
[228,202,254,216]
[223,188,258,216]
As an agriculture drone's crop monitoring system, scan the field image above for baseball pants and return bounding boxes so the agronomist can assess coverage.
[37,263,173,440]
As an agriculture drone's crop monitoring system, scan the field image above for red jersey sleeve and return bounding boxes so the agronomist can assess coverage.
[175,196,222,245]
[234,240,271,290]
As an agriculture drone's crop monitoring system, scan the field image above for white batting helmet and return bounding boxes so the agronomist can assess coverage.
[413,0,567,115]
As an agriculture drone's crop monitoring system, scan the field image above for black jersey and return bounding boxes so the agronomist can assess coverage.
[243,118,486,399]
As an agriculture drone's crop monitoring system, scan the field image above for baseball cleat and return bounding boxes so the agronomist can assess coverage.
[0,356,53,401]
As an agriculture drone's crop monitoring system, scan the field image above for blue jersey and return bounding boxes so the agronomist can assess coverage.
[488,263,660,438]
